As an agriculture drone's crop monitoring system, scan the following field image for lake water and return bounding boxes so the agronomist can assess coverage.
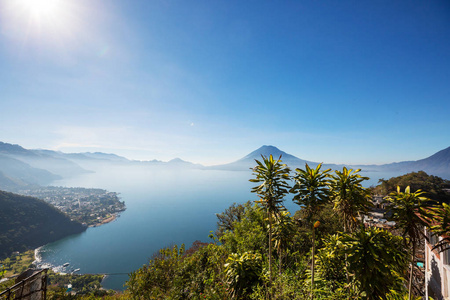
[36,165,402,290]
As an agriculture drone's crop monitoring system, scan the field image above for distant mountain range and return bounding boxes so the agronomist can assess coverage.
[211,145,450,179]
[0,141,449,191]
[0,142,202,190]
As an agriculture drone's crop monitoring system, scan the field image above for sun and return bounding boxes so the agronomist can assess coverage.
[17,0,62,17]
[7,0,76,40]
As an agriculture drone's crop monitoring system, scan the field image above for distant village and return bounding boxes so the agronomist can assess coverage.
[16,186,126,227]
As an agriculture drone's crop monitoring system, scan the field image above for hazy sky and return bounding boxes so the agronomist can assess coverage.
[1,0,449,165]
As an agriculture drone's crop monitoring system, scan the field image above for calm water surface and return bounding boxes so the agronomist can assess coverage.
[37,165,401,290]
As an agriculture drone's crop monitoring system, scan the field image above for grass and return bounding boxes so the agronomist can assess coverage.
[0,250,35,278]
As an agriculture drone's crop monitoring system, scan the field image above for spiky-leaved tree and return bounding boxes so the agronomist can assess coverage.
[290,163,331,299]
[330,167,372,286]
[428,202,450,252]
[384,186,432,300]
[250,154,290,286]
[272,210,294,275]
[322,227,408,299]
[330,167,372,233]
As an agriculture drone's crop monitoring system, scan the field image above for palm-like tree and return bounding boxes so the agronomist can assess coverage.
[428,202,450,252]
[339,227,408,299]
[330,166,372,286]
[330,167,372,233]
[272,210,294,275]
[225,252,262,299]
[290,163,331,299]
[384,186,432,300]
[250,154,290,286]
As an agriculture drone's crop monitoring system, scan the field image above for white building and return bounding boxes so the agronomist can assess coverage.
[425,228,450,300]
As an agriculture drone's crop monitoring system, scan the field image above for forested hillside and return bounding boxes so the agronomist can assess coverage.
[373,171,450,203]
[0,190,86,258]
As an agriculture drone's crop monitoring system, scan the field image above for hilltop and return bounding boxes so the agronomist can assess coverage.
[209,145,315,170]
[0,190,86,259]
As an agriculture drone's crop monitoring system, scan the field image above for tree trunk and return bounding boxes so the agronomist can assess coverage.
[311,224,315,300]
[268,211,273,287]
[408,245,415,300]
[279,246,282,275]
[344,222,349,285]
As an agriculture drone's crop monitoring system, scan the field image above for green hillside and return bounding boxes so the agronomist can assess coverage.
[0,190,86,259]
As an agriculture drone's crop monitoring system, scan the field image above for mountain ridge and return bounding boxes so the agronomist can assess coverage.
[0,142,449,185]
[208,145,450,178]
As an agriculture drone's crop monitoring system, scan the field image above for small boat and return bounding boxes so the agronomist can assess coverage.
[73,268,80,272]
[63,263,70,267]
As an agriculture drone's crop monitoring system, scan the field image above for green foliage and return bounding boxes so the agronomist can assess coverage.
[0,250,35,278]
[215,202,248,238]
[330,167,372,233]
[46,287,125,300]
[427,202,450,252]
[126,242,228,299]
[384,186,434,299]
[0,190,85,259]
[293,203,344,255]
[272,210,294,273]
[220,202,267,255]
[291,163,331,223]
[384,186,432,247]
[290,163,332,298]
[250,155,291,215]
[127,244,186,299]
[47,271,105,295]
[125,168,441,300]
[317,228,408,299]
[341,228,408,299]
[225,252,262,299]
[315,234,346,285]
[250,154,290,285]
[374,171,450,204]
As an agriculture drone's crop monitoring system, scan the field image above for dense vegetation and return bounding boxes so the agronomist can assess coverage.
[0,190,85,259]
[0,250,35,278]
[124,159,450,299]
[373,171,450,203]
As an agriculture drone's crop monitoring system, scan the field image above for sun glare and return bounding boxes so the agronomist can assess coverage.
[2,0,82,45]
[18,0,61,17]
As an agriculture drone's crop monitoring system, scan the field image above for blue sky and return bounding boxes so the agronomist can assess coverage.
[1,0,449,165]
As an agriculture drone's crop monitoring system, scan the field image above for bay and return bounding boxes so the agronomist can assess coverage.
[36,165,402,290]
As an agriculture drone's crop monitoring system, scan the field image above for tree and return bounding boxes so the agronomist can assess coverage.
[330,166,372,287]
[272,210,294,275]
[215,202,248,238]
[384,186,433,300]
[320,227,408,299]
[290,163,331,299]
[219,202,268,255]
[374,171,450,204]
[250,155,290,286]
[427,202,450,252]
[224,252,262,299]
[330,167,372,233]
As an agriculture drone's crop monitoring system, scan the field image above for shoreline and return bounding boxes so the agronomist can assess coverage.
[33,213,121,271]
[88,213,119,228]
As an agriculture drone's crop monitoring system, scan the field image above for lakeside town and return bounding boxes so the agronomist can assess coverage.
[15,186,126,227]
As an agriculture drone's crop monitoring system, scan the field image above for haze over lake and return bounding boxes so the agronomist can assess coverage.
[36,164,403,290]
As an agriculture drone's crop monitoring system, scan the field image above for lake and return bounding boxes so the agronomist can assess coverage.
[36,164,401,290]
